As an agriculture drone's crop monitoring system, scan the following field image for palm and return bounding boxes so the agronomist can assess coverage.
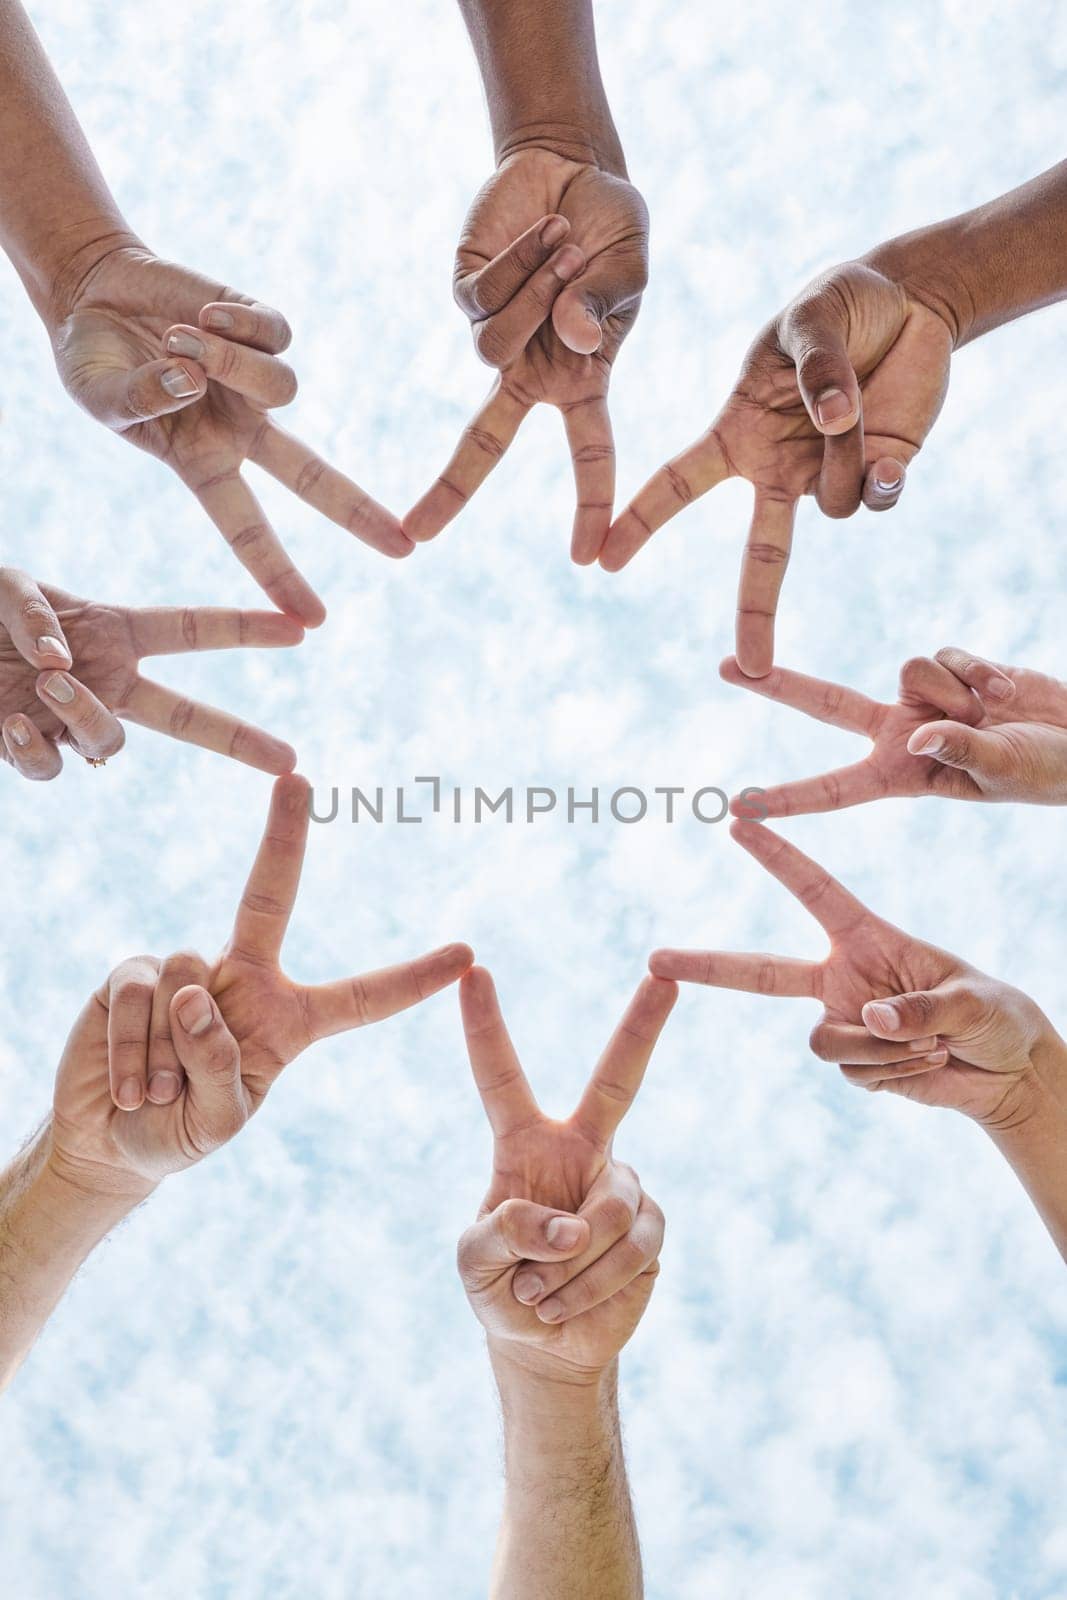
[54,248,268,469]
[0,590,135,741]
[460,153,642,399]
[0,582,301,774]
[51,248,409,623]
[719,269,950,501]
[724,653,1067,817]
[654,823,1037,1125]
[461,970,673,1376]
[50,777,472,1189]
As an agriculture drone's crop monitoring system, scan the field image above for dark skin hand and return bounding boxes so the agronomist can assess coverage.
[405,149,649,564]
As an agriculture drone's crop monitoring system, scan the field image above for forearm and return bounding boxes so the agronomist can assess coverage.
[0,0,140,322]
[985,1032,1067,1261]
[866,159,1067,347]
[0,1121,145,1391]
[457,0,626,173]
[489,1347,642,1600]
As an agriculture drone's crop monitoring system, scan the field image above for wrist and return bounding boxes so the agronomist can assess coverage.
[490,1338,618,1411]
[495,115,627,176]
[34,220,145,330]
[862,220,979,349]
[41,1120,157,1214]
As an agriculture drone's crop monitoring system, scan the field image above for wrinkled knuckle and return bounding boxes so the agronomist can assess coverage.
[473,320,509,369]
[272,361,298,405]
[808,1023,835,1061]
[904,992,935,1028]
[204,1035,240,1078]
[216,341,240,383]
[599,1194,636,1235]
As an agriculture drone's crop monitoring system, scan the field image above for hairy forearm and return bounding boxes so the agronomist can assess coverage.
[0,1121,143,1391]
[983,1032,1067,1262]
[866,159,1067,347]
[490,1348,642,1600]
[0,0,140,322]
[457,0,626,173]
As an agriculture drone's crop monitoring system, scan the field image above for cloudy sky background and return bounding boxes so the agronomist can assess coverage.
[2,1,1067,1595]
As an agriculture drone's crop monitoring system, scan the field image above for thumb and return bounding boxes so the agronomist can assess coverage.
[779,293,861,436]
[907,719,1012,783]
[74,358,208,430]
[551,246,647,356]
[170,986,249,1156]
[457,1199,590,1285]
[862,980,987,1043]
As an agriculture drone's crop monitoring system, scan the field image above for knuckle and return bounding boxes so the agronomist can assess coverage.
[808,1022,835,1061]
[473,320,509,369]
[598,1194,637,1236]
[902,992,935,1028]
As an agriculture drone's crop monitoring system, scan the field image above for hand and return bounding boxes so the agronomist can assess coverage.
[456,967,676,1383]
[405,149,649,564]
[49,246,412,624]
[48,774,474,1193]
[723,647,1067,817]
[0,568,304,778]
[651,821,1061,1131]
[600,256,954,675]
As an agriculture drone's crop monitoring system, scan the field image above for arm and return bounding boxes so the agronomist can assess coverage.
[457,0,625,171]
[867,160,1067,347]
[0,0,138,322]
[0,1124,147,1391]
[490,1349,640,1600]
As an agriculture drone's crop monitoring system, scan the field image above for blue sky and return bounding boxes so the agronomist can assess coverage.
[2,2,1067,1596]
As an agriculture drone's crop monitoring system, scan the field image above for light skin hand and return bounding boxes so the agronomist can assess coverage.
[650,821,1067,1258]
[0,2,409,625]
[457,966,675,1600]
[722,646,1067,817]
[457,967,676,1381]
[0,569,306,778]
[0,776,473,1388]
[49,774,474,1188]
[50,250,412,623]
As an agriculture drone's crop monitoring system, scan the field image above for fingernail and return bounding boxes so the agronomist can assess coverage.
[36,635,71,664]
[546,1216,583,1249]
[537,1297,564,1323]
[117,1079,143,1110]
[178,993,214,1036]
[985,677,1015,701]
[540,216,568,248]
[909,734,944,757]
[7,717,31,748]
[148,1071,182,1104]
[865,1001,900,1034]
[513,1273,543,1304]
[552,246,585,283]
[925,1050,949,1065]
[907,1037,938,1053]
[166,330,206,359]
[203,308,234,332]
[160,366,200,398]
[874,473,902,492]
[815,388,852,426]
[43,673,75,704]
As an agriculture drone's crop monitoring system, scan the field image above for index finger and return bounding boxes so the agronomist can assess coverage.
[403,382,530,544]
[735,492,796,679]
[248,423,413,561]
[458,966,541,1139]
[730,820,868,939]
[228,774,310,964]
[184,460,326,627]
[303,941,474,1042]
[198,298,292,355]
[719,656,883,737]
[571,977,677,1149]
[598,430,731,572]
[130,607,305,657]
